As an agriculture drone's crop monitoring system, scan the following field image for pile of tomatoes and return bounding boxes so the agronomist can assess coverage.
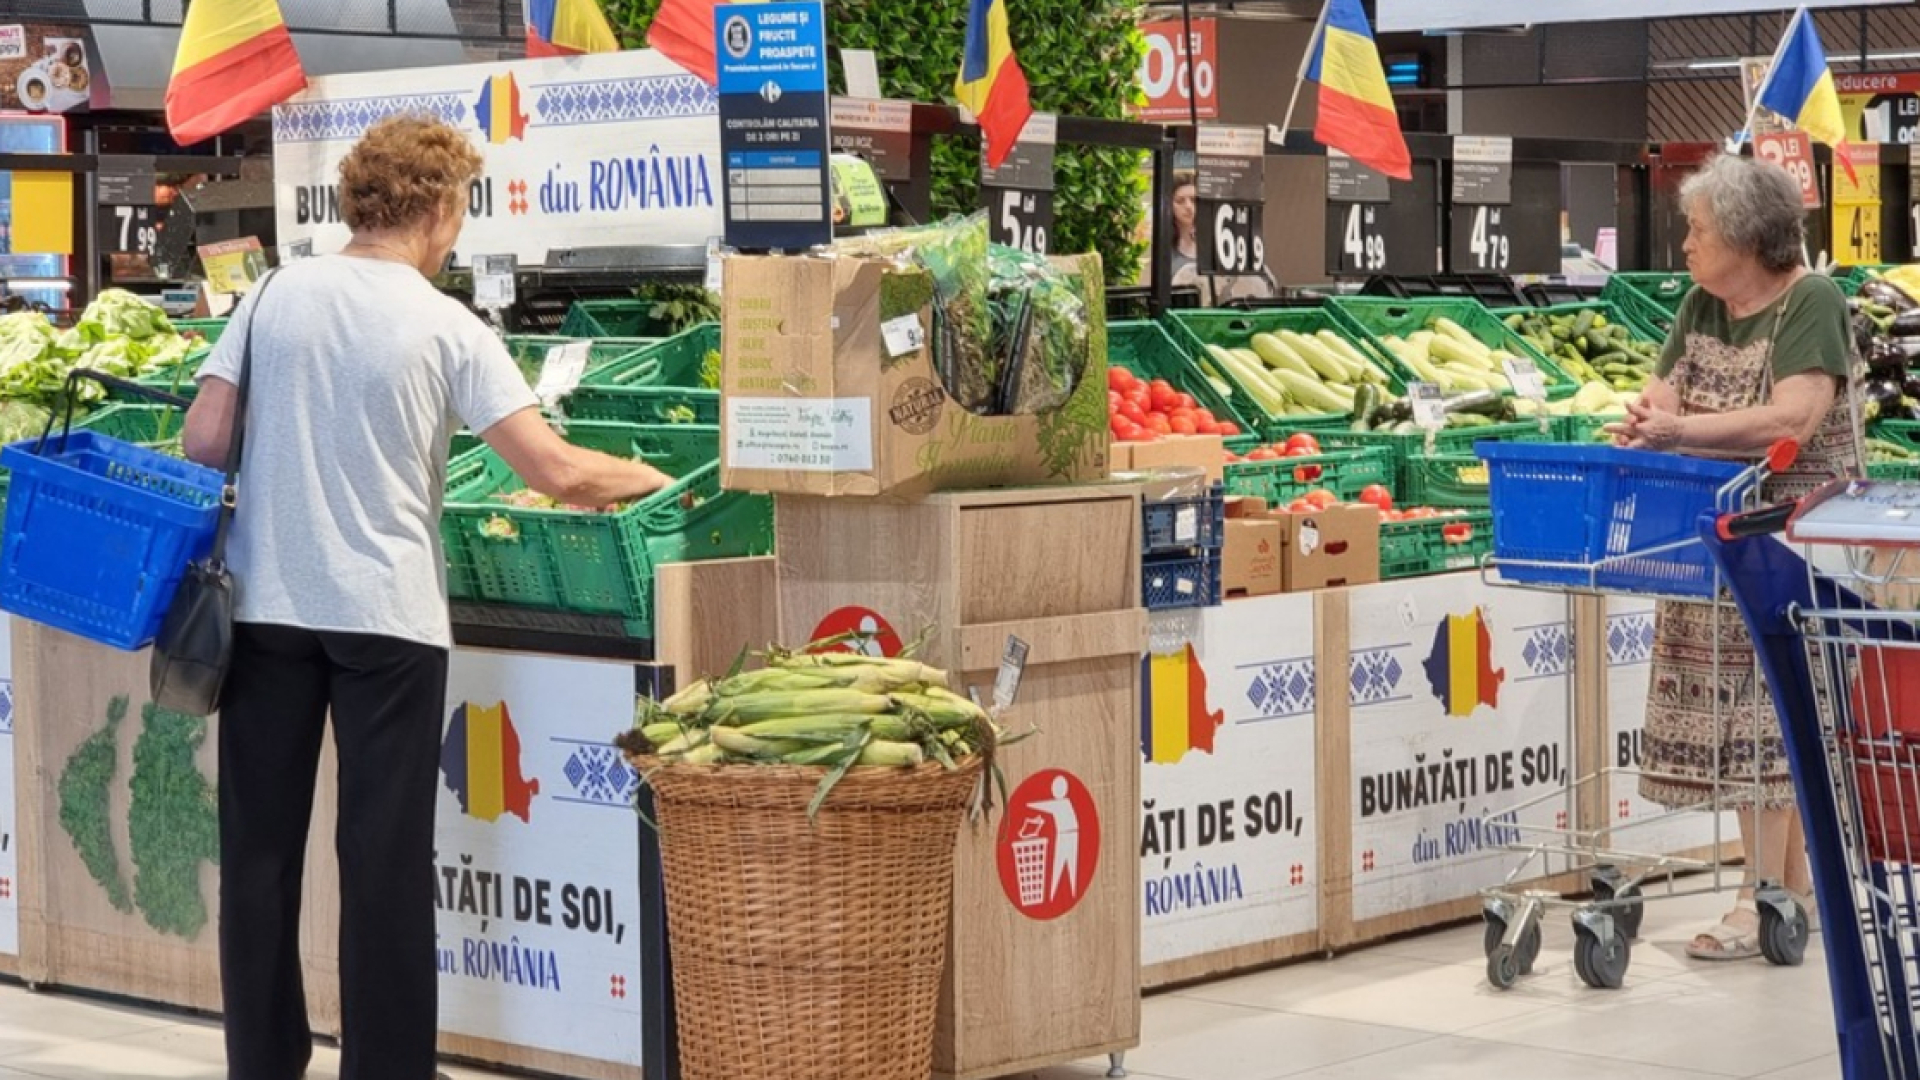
[1273,484,1399,515]
[1108,367,1242,442]
[1223,431,1325,463]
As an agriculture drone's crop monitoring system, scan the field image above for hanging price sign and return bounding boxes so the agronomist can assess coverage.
[1450,204,1512,273]
[1754,132,1820,208]
[1448,136,1517,274]
[990,187,1053,255]
[983,112,1056,255]
[1195,125,1266,277]
[98,203,160,256]
[1328,203,1388,275]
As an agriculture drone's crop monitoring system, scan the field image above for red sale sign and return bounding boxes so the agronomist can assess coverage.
[1754,132,1821,209]
[1136,18,1218,122]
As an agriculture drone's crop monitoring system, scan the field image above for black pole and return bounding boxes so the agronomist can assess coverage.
[635,663,679,1080]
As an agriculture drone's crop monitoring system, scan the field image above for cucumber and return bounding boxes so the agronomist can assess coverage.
[1250,333,1317,380]
[1350,383,1381,430]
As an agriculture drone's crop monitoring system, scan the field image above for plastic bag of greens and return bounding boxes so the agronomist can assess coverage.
[834,214,998,414]
[986,243,1089,415]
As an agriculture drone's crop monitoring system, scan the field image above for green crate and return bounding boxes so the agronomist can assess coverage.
[565,385,720,426]
[1379,510,1493,579]
[558,300,681,340]
[441,421,771,639]
[1110,319,1255,435]
[1601,273,1693,340]
[1552,413,1625,445]
[1838,264,1897,297]
[1223,446,1392,505]
[1317,419,1558,474]
[172,318,227,344]
[580,323,720,391]
[1488,300,1668,362]
[127,343,216,400]
[1400,453,1491,508]
[1326,296,1579,400]
[1871,420,1920,453]
[503,335,659,384]
[1162,307,1408,438]
[1868,458,1920,482]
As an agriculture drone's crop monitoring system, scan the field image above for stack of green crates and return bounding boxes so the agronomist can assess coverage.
[565,324,722,427]
[1326,296,1578,400]
[1224,447,1394,505]
[558,299,680,340]
[1601,273,1692,340]
[1379,511,1494,578]
[440,420,771,639]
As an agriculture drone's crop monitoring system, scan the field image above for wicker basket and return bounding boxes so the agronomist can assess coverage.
[640,758,983,1080]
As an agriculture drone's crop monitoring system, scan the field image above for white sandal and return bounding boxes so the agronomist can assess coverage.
[1686,918,1762,961]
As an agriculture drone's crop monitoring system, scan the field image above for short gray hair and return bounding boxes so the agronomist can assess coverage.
[1679,154,1806,273]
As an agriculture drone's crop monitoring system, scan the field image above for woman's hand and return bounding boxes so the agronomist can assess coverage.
[1606,398,1686,451]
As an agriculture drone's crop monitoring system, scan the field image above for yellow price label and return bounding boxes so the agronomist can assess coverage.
[1834,202,1882,265]
[1834,144,1882,203]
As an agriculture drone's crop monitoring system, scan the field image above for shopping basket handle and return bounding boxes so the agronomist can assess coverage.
[33,368,193,457]
[1764,439,1799,474]
[1715,501,1796,541]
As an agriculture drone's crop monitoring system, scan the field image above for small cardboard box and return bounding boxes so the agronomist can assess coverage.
[1222,518,1284,598]
[1225,495,1269,519]
[1127,434,1225,485]
[1109,442,1133,473]
[1274,504,1381,591]
[719,252,1110,498]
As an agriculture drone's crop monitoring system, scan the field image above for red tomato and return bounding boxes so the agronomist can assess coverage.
[1284,433,1322,455]
[1119,401,1147,425]
[1127,427,1160,443]
[1146,414,1173,436]
[1110,414,1132,437]
[1108,367,1135,392]
[1287,499,1316,513]
[1196,421,1222,436]
[1216,421,1241,437]
[1170,415,1198,435]
[1150,386,1180,412]
[1358,484,1393,511]
[1174,393,1196,411]
[1246,448,1280,461]
[1284,446,1317,458]
[1305,489,1337,509]
[1194,409,1216,427]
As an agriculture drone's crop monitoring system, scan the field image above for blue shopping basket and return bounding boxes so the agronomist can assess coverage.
[1478,442,1753,596]
[0,372,222,650]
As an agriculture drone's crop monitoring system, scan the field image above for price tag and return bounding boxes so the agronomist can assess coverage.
[1836,202,1883,265]
[1326,150,1391,203]
[99,204,160,256]
[993,635,1030,715]
[980,112,1057,191]
[473,253,517,308]
[1200,200,1265,276]
[1450,136,1513,205]
[987,186,1054,255]
[1329,202,1388,275]
[1501,356,1546,402]
[280,239,314,264]
[1755,132,1819,209]
[1409,382,1446,430]
[534,342,591,406]
[1449,204,1511,273]
[1174,505,1198,545]
[704,237,725,294]
[881,313,926,358]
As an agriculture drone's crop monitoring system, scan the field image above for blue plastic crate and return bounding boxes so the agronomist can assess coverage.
[1143,484,1225,556]
[0,432,223,649]
[1143,553,1221,611]
[1477,442,1750,597]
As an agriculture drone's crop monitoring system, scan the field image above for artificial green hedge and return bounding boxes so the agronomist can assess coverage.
[608,0,1148,285]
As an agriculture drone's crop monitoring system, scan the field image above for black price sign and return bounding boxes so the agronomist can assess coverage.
[1327,151,1391,204]
[1450,204,1512,273]
[987,186,1053,255]
[99,204,160,256]
[1328,202,1388,275]
[1200,200,1264,275]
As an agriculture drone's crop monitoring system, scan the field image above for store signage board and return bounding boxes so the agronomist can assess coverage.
[434,650,646,1066]
[1754,132,1819,209]
[1135,17,1218,122]
[1738,58,1794,139]
[1139,598,1318,967]
[96,154,155,207]
[1196,125,1266,277]
[1345,575,1573,921]
[1450,135,1511,206]
[1833,141,1882,204]
[1835,72,1920,145]
[274,50,722,267]
[1449,204,1512,274]
[0,24,93,114]
[829,97,912,181]
[1377,0,1895,32]
[199,237,266,294]
[716,0,832,251]
[1832,142,1883,265]
[983,112,1056,255]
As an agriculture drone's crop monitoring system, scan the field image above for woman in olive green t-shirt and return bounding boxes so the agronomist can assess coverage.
[1608,153,1860,962]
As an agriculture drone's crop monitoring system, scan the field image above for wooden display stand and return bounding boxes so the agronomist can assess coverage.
[774,485,1146,1080]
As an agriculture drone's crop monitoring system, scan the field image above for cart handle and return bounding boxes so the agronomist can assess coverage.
[1764,439,1799,475]
[1715,501,1796,541]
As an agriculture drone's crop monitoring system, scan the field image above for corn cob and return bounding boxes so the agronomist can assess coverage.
[857,739,926,767]
[713,667,852,697]
[655,729,711,757]
[740,714,916,742]
[641,721,685,746]
[710,727,808,759]
[681,743,724,765]
[712,689,892,724]
[890,691,980,726]
[776,653,949,685]
[661,680,713,716]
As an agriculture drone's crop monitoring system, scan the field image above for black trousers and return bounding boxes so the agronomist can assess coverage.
[218,622,448,1080]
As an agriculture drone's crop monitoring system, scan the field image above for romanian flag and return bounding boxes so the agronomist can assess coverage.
[1422,608,1506,718]
[1305,0,1411,181]
[527,0,620,58]
[164,0,307,146]
[955,0,1033,170]
[1757,9,1846,150]
[1140,645,1226,765]
[476,73,529,145]
[648,0,722,85]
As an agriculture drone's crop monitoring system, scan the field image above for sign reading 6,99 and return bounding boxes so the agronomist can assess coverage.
[1200,200,1265,276]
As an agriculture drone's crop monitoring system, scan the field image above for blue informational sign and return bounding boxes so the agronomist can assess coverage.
[715,0,833,251]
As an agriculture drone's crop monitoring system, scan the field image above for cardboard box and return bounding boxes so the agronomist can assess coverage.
[1127,434,1225,486]
[719,252,1110,498]
[1109,442,1133,473]
[1222,518,1284,598]
[1225,495,1268,519]
[1274,504,1381,591]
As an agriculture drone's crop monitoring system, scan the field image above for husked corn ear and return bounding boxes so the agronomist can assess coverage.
[714,667,851,696]
[856,739,926,767]
[714,690,892,724]
[710,727,807,759]
[661,680,713,716]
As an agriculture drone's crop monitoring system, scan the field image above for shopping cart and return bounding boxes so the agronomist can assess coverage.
[1710,478,1920,1080]
[1471,441,1807,990]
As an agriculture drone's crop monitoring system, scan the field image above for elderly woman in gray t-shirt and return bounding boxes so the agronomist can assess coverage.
[181,116,668,1080]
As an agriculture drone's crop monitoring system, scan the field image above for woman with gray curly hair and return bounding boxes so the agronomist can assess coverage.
[1610,153,1860,961]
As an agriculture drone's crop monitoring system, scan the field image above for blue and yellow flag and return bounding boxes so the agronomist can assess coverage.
[1758,9,1846,149]
[955,0,1033,169]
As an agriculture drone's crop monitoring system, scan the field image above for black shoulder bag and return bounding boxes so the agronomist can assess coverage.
[152,272,279,717]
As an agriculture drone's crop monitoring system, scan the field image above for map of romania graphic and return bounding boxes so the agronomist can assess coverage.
[441,702,540,822]
[1141,644,1226,764]
[1423,607,1506,717]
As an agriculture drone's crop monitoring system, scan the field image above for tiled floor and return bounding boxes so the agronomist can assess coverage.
[0,889,1840,1079]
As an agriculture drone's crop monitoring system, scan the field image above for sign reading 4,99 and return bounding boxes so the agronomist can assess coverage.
[1330,203,1387,274]
[1202,200,1265,275]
